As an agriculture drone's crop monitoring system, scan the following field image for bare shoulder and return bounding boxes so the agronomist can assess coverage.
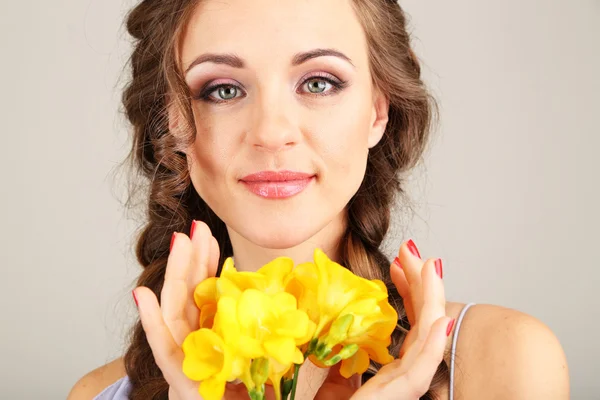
[447,302,569,399]
[67,357,126,400]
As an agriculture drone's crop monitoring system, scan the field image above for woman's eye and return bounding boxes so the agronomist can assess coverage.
[198,76,346,104]
[305,79,329,94]
[303,78,333,94]
[207,85,240,101]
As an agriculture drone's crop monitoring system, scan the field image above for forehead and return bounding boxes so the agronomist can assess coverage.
[180,0,369,71]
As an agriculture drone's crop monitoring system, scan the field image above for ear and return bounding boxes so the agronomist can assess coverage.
[166,93,193,155]
[367,87,390,148]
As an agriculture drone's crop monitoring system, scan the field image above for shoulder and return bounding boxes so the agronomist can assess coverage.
[446,302,569,399]
[67,357,127,400]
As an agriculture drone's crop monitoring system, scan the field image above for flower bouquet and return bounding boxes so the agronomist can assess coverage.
[181,249,398,400]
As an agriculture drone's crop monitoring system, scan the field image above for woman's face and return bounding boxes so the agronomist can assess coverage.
[178,0,389,250]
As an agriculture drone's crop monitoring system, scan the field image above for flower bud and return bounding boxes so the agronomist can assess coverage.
[325,314,354,347]
[250,357,270,388]
[323,344,359,366]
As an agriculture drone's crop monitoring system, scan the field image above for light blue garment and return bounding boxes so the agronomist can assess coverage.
[94,374,132,399]
[94,303,476,399]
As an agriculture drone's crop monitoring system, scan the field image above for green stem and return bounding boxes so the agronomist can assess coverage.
[288,363,302,400]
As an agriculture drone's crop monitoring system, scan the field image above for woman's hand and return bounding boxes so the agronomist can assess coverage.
[132,221,222,400]
[317,240,453,400]
[352,241,453,399]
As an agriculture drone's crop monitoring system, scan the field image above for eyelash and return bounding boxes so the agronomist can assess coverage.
[195,73,349,104]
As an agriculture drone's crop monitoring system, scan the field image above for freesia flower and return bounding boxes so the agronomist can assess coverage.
[182,296,256,400]
[221,256,294,295]
[183,249,398,400]
[297,249,398,378]
[186,257,315,400]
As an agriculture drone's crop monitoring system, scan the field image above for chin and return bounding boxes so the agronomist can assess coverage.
[238,217,320,250]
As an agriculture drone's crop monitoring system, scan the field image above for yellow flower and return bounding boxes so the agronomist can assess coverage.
[221,256,294,295]
[186,249,398,399]
[182,295,257,400]
[285,261,320,328]
[193,277,218,329]
[335,297,397,377]
[300,249,397,378]
[188,260,315,400]
[311,249,388,337]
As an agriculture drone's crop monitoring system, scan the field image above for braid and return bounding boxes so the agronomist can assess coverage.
[338,152,447,399]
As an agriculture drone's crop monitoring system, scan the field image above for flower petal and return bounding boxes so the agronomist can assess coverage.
[258,257,294,294]
[237,289,273,337]
[216,276,243,299]
[339,348,370,378]
[292,346,304,364]
[263,337,298,365]
[356,339,395,365]
[199,376,227,400]
[213,296,241,343]
[271,292,297,313]
[199,303,217,329]
[181,329,225,381]
[275,309,309,338]
[237,335,264,359]
[194,277,218,309]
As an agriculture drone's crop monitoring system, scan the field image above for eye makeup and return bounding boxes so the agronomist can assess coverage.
[191,71,350,105]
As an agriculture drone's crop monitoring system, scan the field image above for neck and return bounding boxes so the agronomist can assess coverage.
[226,209,347,272]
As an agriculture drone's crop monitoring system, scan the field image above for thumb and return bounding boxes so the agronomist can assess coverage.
[386,316,452,398]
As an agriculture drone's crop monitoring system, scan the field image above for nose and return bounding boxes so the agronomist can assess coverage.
[246,92,299,152]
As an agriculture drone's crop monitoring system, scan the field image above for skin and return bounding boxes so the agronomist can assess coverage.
[68,0,570,398]
[176,0,388,271]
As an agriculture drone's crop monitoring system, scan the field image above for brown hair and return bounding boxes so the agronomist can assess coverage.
[119,0,443,398]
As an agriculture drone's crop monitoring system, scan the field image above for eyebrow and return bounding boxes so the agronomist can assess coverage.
[184,48,355,76]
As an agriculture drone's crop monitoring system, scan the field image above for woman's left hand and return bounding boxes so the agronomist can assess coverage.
[316,240,453,400]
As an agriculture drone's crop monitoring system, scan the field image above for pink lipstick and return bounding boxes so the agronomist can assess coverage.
[240,170,315,199]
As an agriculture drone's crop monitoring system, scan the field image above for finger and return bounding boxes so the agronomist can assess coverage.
[417,258,445,343]
[390,261,415,326]
[396,239,423,285]
[162,232,194,346]
[207,235,220,278]
[396,240,425,324]
[188,221,214,287]
[399,258,446,362]
[135,287,200,395]
[385,316,452,398]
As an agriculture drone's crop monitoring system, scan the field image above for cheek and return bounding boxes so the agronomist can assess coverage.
[189,112,238,178]
[310,95,372,178]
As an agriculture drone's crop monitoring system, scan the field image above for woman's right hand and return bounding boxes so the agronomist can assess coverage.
[133,220,223,400]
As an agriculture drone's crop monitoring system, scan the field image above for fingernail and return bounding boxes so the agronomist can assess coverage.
[446,319,455,336]
[170,232,177,252]
[435,258,443,279]
[132,290,138,307]
[393,257,403,269]
[407,239,421,258]
[190,220,197,240]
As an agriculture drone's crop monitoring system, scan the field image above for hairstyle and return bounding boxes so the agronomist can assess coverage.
[119,0,443,398]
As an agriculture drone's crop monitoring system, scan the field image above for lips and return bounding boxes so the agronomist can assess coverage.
[240,170,315,199]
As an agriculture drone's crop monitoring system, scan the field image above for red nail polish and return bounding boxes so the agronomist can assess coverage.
[435,258,443,279]
[446,319,455,336]
[393,257,403,269]
[132,290,138,307]
[190,221,197,240]
[170,232,177,252]
[407,239,421,258]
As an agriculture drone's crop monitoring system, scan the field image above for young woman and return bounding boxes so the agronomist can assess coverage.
[68,0,569,398]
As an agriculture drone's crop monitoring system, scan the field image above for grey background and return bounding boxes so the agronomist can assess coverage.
[1,0,598,398]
